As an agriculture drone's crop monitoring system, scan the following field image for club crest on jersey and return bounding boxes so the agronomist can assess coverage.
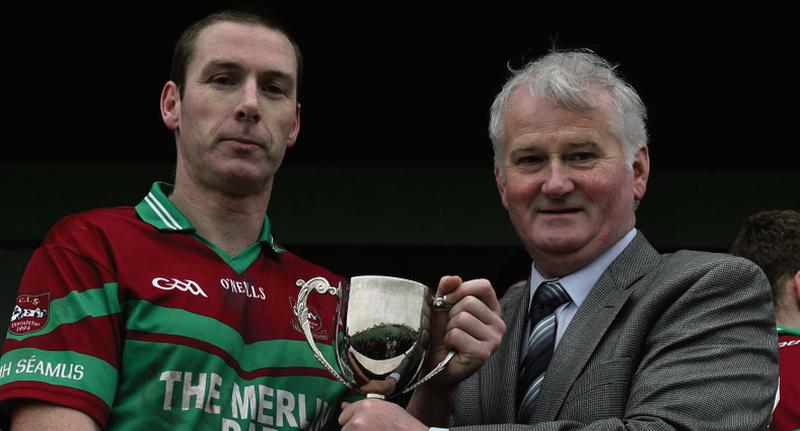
[9,293,50,335]
[288,297,329,341]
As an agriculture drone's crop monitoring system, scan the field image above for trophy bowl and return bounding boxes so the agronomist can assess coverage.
[294,275,454,399]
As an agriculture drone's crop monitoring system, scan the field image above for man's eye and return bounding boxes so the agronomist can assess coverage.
[517,155,545,165]
[211,75,235,85]
[567,152,596,162]
[262,83,287,95]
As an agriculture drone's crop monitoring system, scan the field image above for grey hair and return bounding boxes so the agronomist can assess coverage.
[489,49,648,170]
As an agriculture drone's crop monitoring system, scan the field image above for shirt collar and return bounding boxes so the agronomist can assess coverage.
[529,228,637,307]
[777,325,800,336]
[134,182,284,253]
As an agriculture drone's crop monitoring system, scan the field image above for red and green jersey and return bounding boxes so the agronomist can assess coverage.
[774,326,800,431]
[0,182,356,430]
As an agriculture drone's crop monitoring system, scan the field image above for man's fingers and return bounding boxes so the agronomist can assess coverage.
[447,295,502,326]
[338,402,354,425]
[436,278,500,313]
[445,307,504,342]
[435,275,463,298]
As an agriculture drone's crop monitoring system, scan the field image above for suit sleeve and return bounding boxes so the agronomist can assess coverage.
[618,257,777,429]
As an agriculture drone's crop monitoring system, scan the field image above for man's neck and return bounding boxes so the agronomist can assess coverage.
[775,279,800,329]
[170,182,270,257]
[776,311,800,330]
[533,229,637,278]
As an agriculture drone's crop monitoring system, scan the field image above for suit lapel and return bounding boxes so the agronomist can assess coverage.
[530,233,660,422]
[482,279,529,422]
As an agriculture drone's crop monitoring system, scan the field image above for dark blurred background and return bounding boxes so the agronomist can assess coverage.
[2,4,798,334]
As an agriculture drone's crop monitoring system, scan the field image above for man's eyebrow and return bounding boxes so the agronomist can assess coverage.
[198,60,242,76]
[200,60,295,84]
[566,140,599,149]
[259,69,294,83]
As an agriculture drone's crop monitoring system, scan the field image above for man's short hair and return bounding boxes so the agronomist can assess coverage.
[730,209,800,292]
[170,9,303,99]
[488,49,648,169]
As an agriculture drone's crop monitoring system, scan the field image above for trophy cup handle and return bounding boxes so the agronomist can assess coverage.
[293,277,354,390]
[400,350,456,394]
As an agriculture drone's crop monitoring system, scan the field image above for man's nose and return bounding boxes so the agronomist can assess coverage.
[235,79,261,123]
[540,161,575,198]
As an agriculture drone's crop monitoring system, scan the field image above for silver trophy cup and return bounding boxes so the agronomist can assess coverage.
[294,275,455,399]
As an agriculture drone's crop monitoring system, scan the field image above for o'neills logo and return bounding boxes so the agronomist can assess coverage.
[10,293,50,335]
[220,278,266,301]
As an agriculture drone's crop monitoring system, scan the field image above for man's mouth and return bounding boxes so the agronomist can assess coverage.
[222,137,262,147]
[539,208,580,214]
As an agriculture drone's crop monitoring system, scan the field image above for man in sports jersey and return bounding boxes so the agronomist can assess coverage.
[730,210,800,431]
[0,9,505,430]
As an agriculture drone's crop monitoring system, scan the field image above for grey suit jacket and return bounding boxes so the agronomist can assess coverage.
[451,233,778,430]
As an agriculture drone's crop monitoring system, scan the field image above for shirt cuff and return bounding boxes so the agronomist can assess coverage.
[429,428,449,431]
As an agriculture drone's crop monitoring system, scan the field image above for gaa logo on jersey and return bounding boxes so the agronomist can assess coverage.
[152,277,208,298]
[9,293,50,335]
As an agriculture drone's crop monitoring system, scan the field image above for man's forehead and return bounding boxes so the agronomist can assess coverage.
[509,127,604,148]
[191,21,297,76]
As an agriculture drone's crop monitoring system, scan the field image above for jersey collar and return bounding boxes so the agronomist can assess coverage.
[135,182,284,254]
[777,325,800,336]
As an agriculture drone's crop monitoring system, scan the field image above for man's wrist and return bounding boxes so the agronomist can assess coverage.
[407,384,454,428]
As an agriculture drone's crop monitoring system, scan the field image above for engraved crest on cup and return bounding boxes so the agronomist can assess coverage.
[294,275,455,399]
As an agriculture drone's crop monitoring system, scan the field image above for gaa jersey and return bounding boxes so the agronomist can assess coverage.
[0,182,357,430]
[774,326,800,431]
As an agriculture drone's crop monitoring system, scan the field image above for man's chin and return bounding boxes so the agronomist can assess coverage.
[531,233,589,256]
[213,166,272,196]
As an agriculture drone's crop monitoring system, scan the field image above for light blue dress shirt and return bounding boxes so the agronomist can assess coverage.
[522,228,637,357]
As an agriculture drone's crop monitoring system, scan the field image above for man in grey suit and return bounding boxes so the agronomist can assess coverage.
[339,50,778,430]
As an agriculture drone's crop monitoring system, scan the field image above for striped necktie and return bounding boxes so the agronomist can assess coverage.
[517,279,571,422]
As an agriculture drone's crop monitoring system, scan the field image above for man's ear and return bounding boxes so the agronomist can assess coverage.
[161,81,181,131]
[287,103,301,148]
[792,270,800,302]
[495,164,509,210]
[632,145,650,201]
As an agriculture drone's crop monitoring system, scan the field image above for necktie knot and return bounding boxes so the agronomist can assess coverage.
[531,280,571,316]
